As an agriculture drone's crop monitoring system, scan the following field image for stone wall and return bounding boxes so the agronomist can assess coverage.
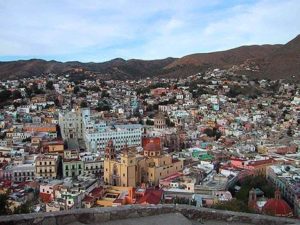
[0,204,298,225]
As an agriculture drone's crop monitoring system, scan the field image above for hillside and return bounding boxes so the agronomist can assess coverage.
[0,34,299,80]
[165,45,281,69]
[260,34,300,80]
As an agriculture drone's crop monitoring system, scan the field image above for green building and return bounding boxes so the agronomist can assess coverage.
[63,159,84,177]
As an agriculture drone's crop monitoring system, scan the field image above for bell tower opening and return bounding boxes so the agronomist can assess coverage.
[105,139,115,160]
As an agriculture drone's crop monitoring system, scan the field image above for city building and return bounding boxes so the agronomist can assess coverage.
[82,110,142,152]
[35,155,58,179]
[104,139,184,187]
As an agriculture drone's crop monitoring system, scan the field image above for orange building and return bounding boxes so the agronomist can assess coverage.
[230,158,277,176]
[24,124,57,133]
[42,140,64,154]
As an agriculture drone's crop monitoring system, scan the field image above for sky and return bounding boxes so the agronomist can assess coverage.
[0,0,299,62]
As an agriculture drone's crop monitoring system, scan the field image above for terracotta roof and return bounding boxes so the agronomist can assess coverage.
[248,159,275,167]
[82,195,94,203]
[138,189,163,204]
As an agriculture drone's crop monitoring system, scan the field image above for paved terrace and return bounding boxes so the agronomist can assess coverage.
[0,204,299,225]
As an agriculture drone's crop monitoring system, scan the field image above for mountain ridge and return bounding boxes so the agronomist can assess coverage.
[0,34,299,80]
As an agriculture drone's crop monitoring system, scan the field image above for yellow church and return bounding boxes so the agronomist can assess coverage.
[104,139,184,187]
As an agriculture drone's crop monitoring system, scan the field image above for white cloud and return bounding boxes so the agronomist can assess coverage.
[0,0,299,61]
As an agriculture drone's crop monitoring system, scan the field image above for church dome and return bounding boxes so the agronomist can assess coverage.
[144,140,161,157]
[144,141,161,152]
[262,190,293,217]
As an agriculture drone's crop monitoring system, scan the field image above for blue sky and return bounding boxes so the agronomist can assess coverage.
[0,0,299,62]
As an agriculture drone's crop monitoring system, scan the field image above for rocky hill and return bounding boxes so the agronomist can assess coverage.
[259,34,300,80]
[0,34,299,80]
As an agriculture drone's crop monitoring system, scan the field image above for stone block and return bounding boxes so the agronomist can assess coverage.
[93,212,110,223]
[56,214,77,225]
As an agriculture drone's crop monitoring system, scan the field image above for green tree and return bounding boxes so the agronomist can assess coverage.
[0,89,12,103]
[46,81,54,90]
[74,86,80,94]
[80,101,88,108]
[204,128,214,137]
[213,199,252,213]
[14,202,31,214]
[101,90,110,98]
[166,118,175,127]
[146,119,154,125]
[287,127,294,137]
[0,193,11,215]
[235,175,275,204]
[32,83,44,94]
[54,98,60,107]
[25,87,33,97]
[12,90,22,99]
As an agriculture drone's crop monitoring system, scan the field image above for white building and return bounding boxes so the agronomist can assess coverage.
[60,108,142,153]
[83,122,142,152]
[82,109,142,152]
[59,108,90,140]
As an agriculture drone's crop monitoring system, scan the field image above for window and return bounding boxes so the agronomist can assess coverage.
[123,173,125,177]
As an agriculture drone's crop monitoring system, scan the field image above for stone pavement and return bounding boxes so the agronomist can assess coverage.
[67,213,253,225]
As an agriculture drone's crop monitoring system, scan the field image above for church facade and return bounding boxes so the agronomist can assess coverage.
[104,140,183,187]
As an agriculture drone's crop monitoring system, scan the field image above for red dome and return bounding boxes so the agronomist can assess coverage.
[262,198,293,217]
[144,141,161,152]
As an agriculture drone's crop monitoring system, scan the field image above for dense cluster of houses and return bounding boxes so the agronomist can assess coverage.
[0,69,300,217]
